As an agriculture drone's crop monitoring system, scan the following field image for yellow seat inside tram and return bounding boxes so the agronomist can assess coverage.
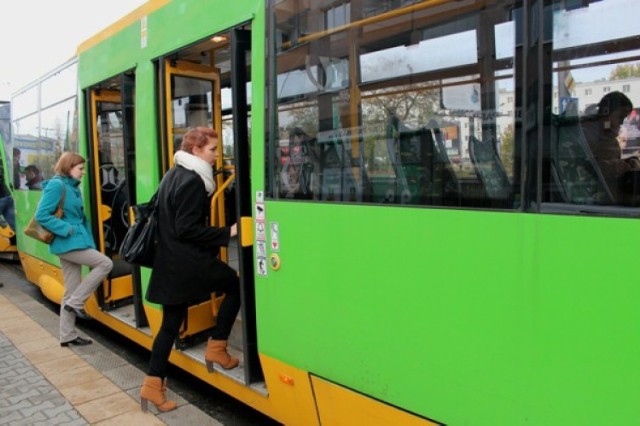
[100,187,135,306]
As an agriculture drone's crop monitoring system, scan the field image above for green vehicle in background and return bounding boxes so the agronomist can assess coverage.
[0,101,17,258]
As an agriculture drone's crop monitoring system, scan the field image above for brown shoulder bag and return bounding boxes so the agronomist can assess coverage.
[24,186,66,244]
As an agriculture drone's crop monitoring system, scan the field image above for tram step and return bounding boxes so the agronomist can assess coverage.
[227,314,244,350]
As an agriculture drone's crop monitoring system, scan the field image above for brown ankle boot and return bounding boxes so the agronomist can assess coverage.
[140,376,177,412]
[205,339,239,372]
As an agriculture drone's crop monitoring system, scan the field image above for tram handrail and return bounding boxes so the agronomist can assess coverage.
[210,172,235,227]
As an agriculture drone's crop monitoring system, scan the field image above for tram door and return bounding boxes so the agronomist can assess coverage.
[162,61,236,334]
[162,28,259,383]
[87,78,145,327]
[162,59,234,261]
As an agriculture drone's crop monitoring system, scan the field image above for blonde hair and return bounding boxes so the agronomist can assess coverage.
[54,152,86,176]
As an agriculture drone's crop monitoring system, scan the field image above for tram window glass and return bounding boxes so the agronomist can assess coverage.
[31,98,79,188]
[221,86,249,158]
[267,0,520,209]
[96,101,126,183]
[11,86,38,120]
[171,76,214,154]
[12,113,39,190]
[41,63,77,109]
[0,103,10,177]
[544,0,640,213]
[0,102,9,145]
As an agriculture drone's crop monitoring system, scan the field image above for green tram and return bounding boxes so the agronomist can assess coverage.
[8,0,640,424]
[0,101,17,257]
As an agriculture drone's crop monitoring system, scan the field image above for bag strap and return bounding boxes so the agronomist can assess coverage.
[58,184,66,209]
[55,181,66,212]
[149,189,159,207]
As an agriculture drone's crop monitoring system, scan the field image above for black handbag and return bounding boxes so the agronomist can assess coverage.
[119,191,159,268]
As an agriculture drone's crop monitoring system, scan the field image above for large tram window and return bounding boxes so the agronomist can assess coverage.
[12,114,39,190]
[13,108,68,191]
[267,0,521,209]
[544,0,640,213]
[39,99,78,179]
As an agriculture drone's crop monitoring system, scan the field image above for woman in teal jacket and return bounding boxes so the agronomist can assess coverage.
[35,152,112,347]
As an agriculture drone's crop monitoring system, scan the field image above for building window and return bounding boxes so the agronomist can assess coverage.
[622,84,630,93]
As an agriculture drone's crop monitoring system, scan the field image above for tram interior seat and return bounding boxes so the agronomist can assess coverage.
[469,136,512,206]
[549,106,613,205]
[388,114,460,205]
[426,120,461,206]
[319,129,371,202]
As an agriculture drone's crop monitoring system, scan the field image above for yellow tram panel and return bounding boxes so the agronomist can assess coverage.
[311,375,438,426]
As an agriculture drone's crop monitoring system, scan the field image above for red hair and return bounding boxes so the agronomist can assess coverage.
[180,127,218,154]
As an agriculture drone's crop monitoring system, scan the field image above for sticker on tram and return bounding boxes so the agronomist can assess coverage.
[256,221,266,241]
[255,203,265,221]
[257,257,268,276]
[270,222,279,251]
[256,240,267,257]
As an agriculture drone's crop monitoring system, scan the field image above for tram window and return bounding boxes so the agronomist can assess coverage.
[12,92,78,191]
[543,0,640,214]
[41,63,77,109]
[171,76,214,154]
[12,114,40,191]
[267,0,521,209]
[11,86,38,120]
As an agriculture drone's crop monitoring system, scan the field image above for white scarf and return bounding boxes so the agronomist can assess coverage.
[173,150,216,196]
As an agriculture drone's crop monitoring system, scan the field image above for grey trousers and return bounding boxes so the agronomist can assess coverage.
[58,249,113,343]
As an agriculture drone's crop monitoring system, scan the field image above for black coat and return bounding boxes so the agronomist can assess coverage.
[146,165,233,305]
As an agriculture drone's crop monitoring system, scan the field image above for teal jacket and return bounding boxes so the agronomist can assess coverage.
[35,176,96,255]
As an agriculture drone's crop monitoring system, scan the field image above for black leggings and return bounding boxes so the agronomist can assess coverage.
[148,274,241,378]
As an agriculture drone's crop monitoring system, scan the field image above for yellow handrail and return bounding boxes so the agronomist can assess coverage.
[281,0,450,49]
[210,173,235,227]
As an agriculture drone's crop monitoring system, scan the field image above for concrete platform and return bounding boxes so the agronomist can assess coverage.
[0,267,221,425]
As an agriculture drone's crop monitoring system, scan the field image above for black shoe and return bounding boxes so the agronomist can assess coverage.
[60,336,93,347]
[63,305,93,320]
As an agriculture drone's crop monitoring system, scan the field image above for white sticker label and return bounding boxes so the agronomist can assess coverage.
[256,241,267,257]
[141,16,148,48]
[257,257,268,276]
[270,222,279,251]
[256,221,266,241]
[255,203,265,221]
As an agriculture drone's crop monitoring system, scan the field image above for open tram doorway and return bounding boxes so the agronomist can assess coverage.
[86,72,149,329]
[159,26,261,385]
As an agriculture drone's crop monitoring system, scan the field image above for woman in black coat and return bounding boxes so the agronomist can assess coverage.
[140,127,240,413]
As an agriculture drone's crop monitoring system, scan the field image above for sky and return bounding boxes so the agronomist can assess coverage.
[0,0,148,100]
